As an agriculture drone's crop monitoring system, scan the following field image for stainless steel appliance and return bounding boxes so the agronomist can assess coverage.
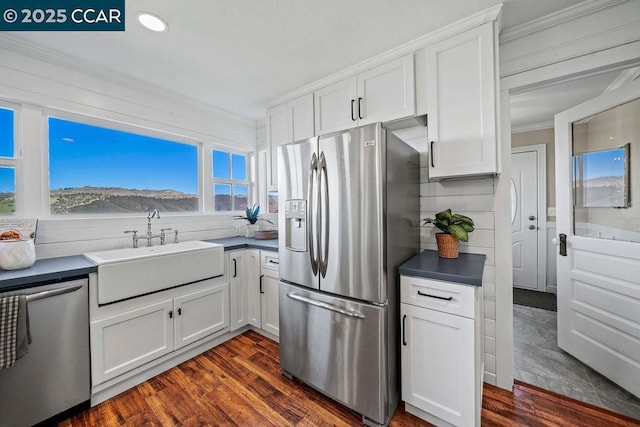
[278,122,419,426]
[0,278,90,426]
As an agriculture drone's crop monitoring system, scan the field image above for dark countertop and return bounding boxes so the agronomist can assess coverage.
[399,250,485,287]
[0,237,278,293]
[206,237,278,252]
[0,256,98,293]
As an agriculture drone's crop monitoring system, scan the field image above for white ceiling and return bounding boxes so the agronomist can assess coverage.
[510,70,626,131]
[4,0,587,121]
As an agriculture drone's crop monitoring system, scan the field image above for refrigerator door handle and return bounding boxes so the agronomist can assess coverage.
[308,153,319,275]
[287,292,365,319]
[318,151,329,278]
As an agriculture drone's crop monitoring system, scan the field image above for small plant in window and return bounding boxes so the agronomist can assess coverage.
[232,204,273,225]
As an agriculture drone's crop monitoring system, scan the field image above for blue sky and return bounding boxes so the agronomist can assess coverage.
[0,107,15,193]
[49,117,199,194]
[582,148,625,180]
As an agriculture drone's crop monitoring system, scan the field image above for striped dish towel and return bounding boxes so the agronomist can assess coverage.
[0,295,31,369]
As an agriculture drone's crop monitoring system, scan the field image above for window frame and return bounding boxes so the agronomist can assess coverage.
[44,110,204,218]
[0,101,21,216]
[210,147,251,213]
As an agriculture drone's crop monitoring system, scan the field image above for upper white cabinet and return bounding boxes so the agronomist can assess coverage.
[426,22,497,180]
[315,55,415,135]
[267,93,314,189]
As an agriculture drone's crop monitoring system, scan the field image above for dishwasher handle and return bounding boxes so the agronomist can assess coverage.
[25,283,83,303]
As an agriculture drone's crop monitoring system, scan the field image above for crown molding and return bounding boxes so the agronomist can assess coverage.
[511,121,554,134]
[0,34,257,128]
[605,66,640,92]
[500,0,627,43]
[267,4,503,108]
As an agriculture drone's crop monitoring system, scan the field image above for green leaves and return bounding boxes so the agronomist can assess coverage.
[245,204,260,224]
[420,209,475,242]
[231,203,274,225]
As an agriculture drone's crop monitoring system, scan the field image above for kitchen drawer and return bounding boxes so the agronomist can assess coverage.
[261,251,279,277]
[400,275,477,319]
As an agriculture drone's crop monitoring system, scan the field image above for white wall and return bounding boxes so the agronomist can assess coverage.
[0,39,259,258]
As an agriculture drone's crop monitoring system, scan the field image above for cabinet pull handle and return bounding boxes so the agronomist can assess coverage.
[268,259,279,265]
[169,310,173,319]
[417,290,453,301]
[260,274,265,294]
[358,97,363,119]
[402,314,407,346]
[350,99,356,121]
[233,258,237,278]
[178,308,182,316]
[430,141,435,167]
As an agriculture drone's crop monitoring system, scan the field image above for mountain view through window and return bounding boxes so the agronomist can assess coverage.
[48,117,199,214]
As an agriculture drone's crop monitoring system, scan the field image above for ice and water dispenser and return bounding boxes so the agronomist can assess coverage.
[284,199,307,251]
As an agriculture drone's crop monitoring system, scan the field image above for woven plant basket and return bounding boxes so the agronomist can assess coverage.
[435,233,459,258]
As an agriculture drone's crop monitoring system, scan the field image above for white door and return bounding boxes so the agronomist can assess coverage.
[555,79,640,398]
[511,150,540,290]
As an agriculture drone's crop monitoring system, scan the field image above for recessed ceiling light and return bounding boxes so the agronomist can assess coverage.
[137,12,167,32]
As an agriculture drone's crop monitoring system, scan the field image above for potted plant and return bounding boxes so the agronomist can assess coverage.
[232,204,273,237]
[420,209,474,258]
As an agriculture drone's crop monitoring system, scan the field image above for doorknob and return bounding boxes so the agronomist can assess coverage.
[529,215,536,220]
[528,225,536,230]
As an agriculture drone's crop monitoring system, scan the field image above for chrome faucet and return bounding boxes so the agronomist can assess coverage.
[124,209,173,248]
[143,209,162,246]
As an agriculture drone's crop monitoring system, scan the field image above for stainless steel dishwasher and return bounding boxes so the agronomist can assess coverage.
[0,278,90,426]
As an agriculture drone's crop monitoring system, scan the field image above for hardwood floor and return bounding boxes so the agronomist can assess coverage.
[60,330,640,426]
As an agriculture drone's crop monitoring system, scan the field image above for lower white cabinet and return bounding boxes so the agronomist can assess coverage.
[227,248,280,338]
[251,251,280,337]
[91,278,229,386]
[174,285,229,348]
[400,275,483,427]
[228,249,260,331]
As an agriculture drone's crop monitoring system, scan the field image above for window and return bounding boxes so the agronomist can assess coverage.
[0,106,16,215]
[48,117,199,214]
[212,149,248,211]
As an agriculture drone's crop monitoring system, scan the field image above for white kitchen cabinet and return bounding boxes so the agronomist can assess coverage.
[259,251,280,337]
[267,93,314,189]
[400,275,483,427]
[426,22,497,180]
[91,278,229,386]
[228,249,260,331]
[174,285,229,348]
[314,55,415,135]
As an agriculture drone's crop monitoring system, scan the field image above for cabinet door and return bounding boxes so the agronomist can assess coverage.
[358,55,415,126]
[401,303,475,426]
[267,103,290,189]
[229,250,248,331]
[246,250,262,328]
[314,76,358,135]
[426,22,497,179]
[289,93,315,142]
[174,283,229,348]
[91,299,174,385]
[261,275,280,337]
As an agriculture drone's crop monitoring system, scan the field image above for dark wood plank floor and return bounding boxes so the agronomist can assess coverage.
[60,330,640,426]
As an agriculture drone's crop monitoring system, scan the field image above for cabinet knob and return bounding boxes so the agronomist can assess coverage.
[529,225,536,230]
[529,215,536,221]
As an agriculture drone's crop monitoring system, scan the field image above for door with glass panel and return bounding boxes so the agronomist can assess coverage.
[555,79,640,398]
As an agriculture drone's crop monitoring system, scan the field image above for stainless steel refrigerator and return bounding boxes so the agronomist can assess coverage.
[278,122,419,426]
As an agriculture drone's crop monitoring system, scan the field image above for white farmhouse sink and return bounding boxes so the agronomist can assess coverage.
[84,241,224,304]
